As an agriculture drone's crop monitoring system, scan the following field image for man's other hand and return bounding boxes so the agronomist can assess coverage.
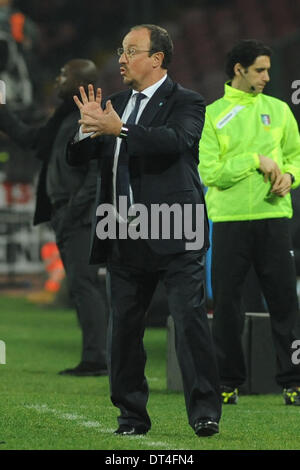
[258,154,281,184]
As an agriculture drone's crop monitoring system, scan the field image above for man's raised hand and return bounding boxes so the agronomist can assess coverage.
[73,84,103,125]
[77,90,122,138]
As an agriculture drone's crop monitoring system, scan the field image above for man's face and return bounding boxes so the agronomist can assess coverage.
[55,63,79,99]
[119,28,155,91]
[240,55,271,93]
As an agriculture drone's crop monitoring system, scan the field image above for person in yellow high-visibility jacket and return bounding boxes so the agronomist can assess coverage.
[199,39,300,406]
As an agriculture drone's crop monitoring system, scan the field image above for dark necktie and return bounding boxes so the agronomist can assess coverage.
[116,92,146,215]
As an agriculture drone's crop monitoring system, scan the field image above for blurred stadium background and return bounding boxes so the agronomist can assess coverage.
[1,0,300,308]
[14,0,300,113]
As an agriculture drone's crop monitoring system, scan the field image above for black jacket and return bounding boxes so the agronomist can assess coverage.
[67,76,209,263]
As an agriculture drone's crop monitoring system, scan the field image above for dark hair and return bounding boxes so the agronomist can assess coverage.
[131,24,173,69]
[225,39,272,79]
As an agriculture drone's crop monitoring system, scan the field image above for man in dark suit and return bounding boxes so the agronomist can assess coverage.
[68,25,221,436]
[0,59,108,376]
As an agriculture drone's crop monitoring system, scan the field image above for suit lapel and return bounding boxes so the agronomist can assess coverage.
[112,90,132,117]
[138,76,175,126]
[108,77,175,126]
[104,77,175,156]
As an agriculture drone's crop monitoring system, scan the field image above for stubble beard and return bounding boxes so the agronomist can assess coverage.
[122,74,137,90]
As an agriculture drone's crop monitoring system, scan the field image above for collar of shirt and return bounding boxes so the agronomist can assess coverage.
[122,74,168,122]
[224,81,260,104]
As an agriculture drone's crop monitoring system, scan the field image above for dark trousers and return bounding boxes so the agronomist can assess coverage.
[212,218,300,388]
[52,208,108,366]
[106,239,221,431]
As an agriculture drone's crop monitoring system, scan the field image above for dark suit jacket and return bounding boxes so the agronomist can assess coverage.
[0,101,97,227]
[67,76,209,264]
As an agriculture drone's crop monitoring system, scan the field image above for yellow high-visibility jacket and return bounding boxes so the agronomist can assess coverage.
[199,83,300,221]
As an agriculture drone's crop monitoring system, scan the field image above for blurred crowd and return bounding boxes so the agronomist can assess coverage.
[1,0,300,295]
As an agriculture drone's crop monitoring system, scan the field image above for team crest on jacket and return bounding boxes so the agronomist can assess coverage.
[261,114,271,125]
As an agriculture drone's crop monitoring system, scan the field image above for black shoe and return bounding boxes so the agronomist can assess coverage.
[58,361,108,376]
[114,424,149,436]
[194,419,219,437]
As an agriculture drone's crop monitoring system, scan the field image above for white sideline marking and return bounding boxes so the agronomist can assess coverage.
[25,404,176,449]
[25,404,113,431]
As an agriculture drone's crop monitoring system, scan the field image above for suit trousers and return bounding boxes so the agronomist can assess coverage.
[51,207,108,366]
[211,218,300,388]
[106,238,221,431]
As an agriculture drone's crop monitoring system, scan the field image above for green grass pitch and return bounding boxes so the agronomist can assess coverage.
[0,295,299,451]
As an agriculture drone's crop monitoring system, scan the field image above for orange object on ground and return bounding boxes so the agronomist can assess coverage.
[41,242,65,293]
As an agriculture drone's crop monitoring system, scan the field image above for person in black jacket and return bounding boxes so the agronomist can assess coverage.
[68,25,221,437]
[0,59,108,376]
